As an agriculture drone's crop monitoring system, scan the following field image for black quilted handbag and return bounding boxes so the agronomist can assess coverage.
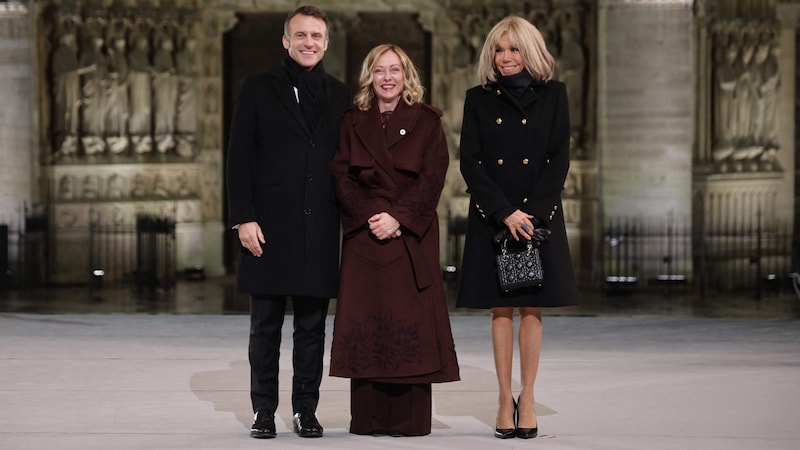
[494,228,550,292]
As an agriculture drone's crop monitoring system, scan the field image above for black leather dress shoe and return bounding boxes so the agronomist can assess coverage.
[250,411,276,439]
[293,412,323,438]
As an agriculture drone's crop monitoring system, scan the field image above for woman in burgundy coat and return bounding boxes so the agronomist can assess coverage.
[329,44,460,436]
[456,17,579,439]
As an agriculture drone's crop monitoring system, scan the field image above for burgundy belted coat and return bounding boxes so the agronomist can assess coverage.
[329,100,460,384]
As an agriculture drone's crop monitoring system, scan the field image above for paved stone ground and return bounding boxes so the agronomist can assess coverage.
[1,309,799,449]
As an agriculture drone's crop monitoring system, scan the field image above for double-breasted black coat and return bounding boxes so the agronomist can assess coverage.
[456,79,579,308]
[328,101,460,384]
[226,68,350,298]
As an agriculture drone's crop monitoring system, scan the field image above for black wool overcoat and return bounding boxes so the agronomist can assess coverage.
[456,79,579,308]
[226,68,350,298]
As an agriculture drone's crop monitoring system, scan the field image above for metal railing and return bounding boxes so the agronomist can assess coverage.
[602,214,792,298]
[89,214,176,292]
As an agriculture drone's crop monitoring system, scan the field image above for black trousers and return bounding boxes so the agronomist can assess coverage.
[249,294,329,415]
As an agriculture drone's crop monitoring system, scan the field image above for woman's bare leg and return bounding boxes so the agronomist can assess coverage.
[492,307,515,429]
[517,306,542,429]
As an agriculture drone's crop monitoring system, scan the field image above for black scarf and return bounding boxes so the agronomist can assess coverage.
[497,70,535,98]
[283,55,326,129]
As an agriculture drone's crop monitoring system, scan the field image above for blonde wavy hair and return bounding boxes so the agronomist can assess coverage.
[353,44,425,111]
[477,16,555,86]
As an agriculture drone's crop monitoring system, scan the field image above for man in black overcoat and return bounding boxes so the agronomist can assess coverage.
[225,5,350,439]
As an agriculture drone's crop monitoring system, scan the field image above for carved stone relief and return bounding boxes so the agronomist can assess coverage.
[43,0,202,161]
[710,19,781,173]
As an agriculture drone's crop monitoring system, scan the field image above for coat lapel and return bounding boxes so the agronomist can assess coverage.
[353,105,399,184]
[268,70,311,135]
[383,101,420,150]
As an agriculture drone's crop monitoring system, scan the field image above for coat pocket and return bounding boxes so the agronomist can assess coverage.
[346,232,405,267]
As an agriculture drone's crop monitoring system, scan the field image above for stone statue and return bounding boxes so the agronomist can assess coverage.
[51,31,81,156]
[79,31,108,155]
[127,29,153,154]
[152,30,177,153]
[175,34,198,157]
[105,31,130,154]
[756,38,780,149]
[713,37,738,163]
[733,31,756,149]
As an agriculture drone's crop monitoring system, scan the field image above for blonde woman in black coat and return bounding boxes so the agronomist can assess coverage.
[456,16,579,439]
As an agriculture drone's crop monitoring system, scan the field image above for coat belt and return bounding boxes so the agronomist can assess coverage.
[401,236,430,290]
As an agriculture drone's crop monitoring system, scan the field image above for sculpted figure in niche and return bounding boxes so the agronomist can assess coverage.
[51,31,82,156]
[153,172,170,197]
[82,174,100,200]
[130,173,147,198]
[759,38,781,170]
[558,25,586,158]
[756,36,780,144]
[128,28,153,154]
[175,34,198,157]
[733,30,756,149]
[107,173,124,199]
[713,34,738,168]
[79,30,109,156]
[57,174,74,201]
[173,171,192,197]
[152,30,178,154]
[105,29,130,155]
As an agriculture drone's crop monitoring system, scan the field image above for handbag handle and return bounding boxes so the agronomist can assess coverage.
[500,238,534,259]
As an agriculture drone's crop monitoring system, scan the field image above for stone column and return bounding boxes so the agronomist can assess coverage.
[0,2,33,259]
[598,0,694,220]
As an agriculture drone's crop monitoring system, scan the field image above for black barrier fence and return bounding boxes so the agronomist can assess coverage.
[602,214,793,298]
[89,214,176,292]
[0,212,48,289]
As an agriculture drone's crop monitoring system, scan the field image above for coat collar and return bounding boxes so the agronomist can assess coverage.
[490,79,543,113]
[351,100,423,184]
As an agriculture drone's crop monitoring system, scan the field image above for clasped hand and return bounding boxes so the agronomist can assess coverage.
[368,212,401,240]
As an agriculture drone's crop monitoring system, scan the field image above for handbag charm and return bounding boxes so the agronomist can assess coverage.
[495,238,544,291]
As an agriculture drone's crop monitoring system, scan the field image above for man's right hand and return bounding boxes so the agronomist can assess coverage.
[238,222,265,257]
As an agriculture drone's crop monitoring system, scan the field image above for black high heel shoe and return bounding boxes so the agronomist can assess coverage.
[516,396,538,439]
[494,398,517,439]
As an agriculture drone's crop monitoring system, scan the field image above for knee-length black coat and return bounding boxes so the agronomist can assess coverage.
[329,101,460,384]
[456,79,579,308]
[226,68,350,298]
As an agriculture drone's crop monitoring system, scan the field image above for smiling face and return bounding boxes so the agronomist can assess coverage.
[494,33,524,77]
[371,50,405,110]
[282,14,328,70]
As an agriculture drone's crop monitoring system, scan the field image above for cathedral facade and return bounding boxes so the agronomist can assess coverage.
[0,0,796,289]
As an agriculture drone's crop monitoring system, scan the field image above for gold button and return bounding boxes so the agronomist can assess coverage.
[496,118,502,125]
[399,129,406,136]
[521,118,527,125]
[522,158,529,165]
[522,197,528,204]
[497,159,504,166]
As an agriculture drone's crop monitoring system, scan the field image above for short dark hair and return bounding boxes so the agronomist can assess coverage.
[284,5,329,37]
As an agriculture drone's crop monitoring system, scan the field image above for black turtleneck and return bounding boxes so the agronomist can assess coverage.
[283,55,326,129]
